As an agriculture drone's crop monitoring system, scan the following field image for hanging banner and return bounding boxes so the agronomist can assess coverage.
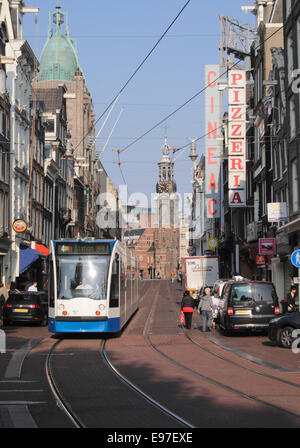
[228,70,247,207]
[205,65,221,218]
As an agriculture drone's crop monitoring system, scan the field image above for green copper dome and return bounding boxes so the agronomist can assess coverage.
[38,5,80,82]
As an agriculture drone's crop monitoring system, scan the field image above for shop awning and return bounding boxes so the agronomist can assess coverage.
[31,242,50,256]
[19,246,40,274]
[19,243,50,275]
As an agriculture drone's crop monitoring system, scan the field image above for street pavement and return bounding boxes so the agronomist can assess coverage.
[0,280,299,428]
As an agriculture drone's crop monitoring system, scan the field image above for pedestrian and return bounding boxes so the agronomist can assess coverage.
[198,287,214,332]
[177,271,183,286]
[171,272,176,283]
[28,281,38,292]
[287,286,299,312]
[181,290,196,330]
[0,283,7,328]
[8,282,19,297]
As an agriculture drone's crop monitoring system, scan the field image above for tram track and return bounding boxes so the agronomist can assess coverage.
[45,339,86,428]
[167,283,300,388]
[44,281,300,428]
[101,338,193,428]
[141,282,300,423]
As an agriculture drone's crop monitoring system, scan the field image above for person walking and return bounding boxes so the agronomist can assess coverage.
[198,287,214,332]
[181,290,196,330]
[287,286,299,312]
[0,283,7,328]
[28,281,38,292]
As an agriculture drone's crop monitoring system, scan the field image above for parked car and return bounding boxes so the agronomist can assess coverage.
[4,292,48,326]
[218,280,280,334]
[268,312,300,348]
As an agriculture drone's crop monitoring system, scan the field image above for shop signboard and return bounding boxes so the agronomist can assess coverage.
[267,203,287,223]
[256,255,266,265]
[205,65,221,218]
[228,70,247,208]
[259,238,276,255]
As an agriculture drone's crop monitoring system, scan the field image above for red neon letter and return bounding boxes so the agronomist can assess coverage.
[208,71,217,88]
[208,199,218,216]
[208,148,217,165]
[230,158,244,171]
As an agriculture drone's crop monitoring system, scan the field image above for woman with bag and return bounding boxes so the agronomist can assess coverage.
[181,291,196,330]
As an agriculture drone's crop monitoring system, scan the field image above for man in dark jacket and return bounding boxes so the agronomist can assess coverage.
[0,283,6,328]
[181,291,196,329]
[287,286,299,312]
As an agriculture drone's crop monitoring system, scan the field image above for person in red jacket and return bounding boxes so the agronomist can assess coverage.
[181,291,196,329]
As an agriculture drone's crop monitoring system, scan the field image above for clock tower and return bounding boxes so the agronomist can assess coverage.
[156,136,177,194]
[154,137,180,280]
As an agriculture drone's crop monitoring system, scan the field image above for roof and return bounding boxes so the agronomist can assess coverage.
[38,5,80,82]
[124,229,146,238]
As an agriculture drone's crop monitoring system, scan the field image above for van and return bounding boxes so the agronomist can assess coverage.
[218,281,280,334]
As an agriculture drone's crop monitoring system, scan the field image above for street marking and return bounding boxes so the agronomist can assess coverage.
[4,339,42,379]
[0,390,44,393]
[7,405,38,428]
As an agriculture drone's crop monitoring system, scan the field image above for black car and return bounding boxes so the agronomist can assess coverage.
[4,292,48,326]
[268,312,300,348]
[218,280,280,334]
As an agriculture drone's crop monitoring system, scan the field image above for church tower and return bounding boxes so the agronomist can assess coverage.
[156,136,178,228]
[154,137,180,280]
[156,136,177,194]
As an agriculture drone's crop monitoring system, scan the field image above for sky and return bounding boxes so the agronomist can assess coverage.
[23,0,255,206]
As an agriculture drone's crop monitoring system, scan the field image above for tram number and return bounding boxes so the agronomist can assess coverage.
[152,433,193,443]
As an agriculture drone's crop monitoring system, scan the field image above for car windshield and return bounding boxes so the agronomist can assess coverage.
[57,256,110,301]
[231,283,277,304]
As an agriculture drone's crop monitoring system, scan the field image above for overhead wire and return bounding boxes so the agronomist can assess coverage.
[121,22,285,158]
[72,0,192,156]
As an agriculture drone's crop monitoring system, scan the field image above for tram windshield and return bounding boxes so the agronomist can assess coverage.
[56,256,110,300]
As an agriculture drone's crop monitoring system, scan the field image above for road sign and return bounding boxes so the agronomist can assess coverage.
[208,238,219,250]
[291,250,300,268]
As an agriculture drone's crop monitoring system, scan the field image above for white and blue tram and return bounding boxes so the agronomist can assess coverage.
[48,239,140,334]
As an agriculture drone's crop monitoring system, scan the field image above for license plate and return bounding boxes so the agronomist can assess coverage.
[14,309,29,313]
[235,310,251,315]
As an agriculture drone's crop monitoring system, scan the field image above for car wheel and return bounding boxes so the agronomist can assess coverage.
[277,326,295,348]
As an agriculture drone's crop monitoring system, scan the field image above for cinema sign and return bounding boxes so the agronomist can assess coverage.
[205,65,221,218]
[228,70,247,207]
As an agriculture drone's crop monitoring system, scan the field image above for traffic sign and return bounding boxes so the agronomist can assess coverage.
[291,250,300,268]
[208,238,219,250]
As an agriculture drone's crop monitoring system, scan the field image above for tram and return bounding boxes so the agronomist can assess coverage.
[48,239,140,334]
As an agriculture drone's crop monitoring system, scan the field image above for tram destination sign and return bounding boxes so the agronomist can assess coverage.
[56,242,111,256]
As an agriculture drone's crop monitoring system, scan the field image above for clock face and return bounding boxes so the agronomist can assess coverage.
[158,182,168,193]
